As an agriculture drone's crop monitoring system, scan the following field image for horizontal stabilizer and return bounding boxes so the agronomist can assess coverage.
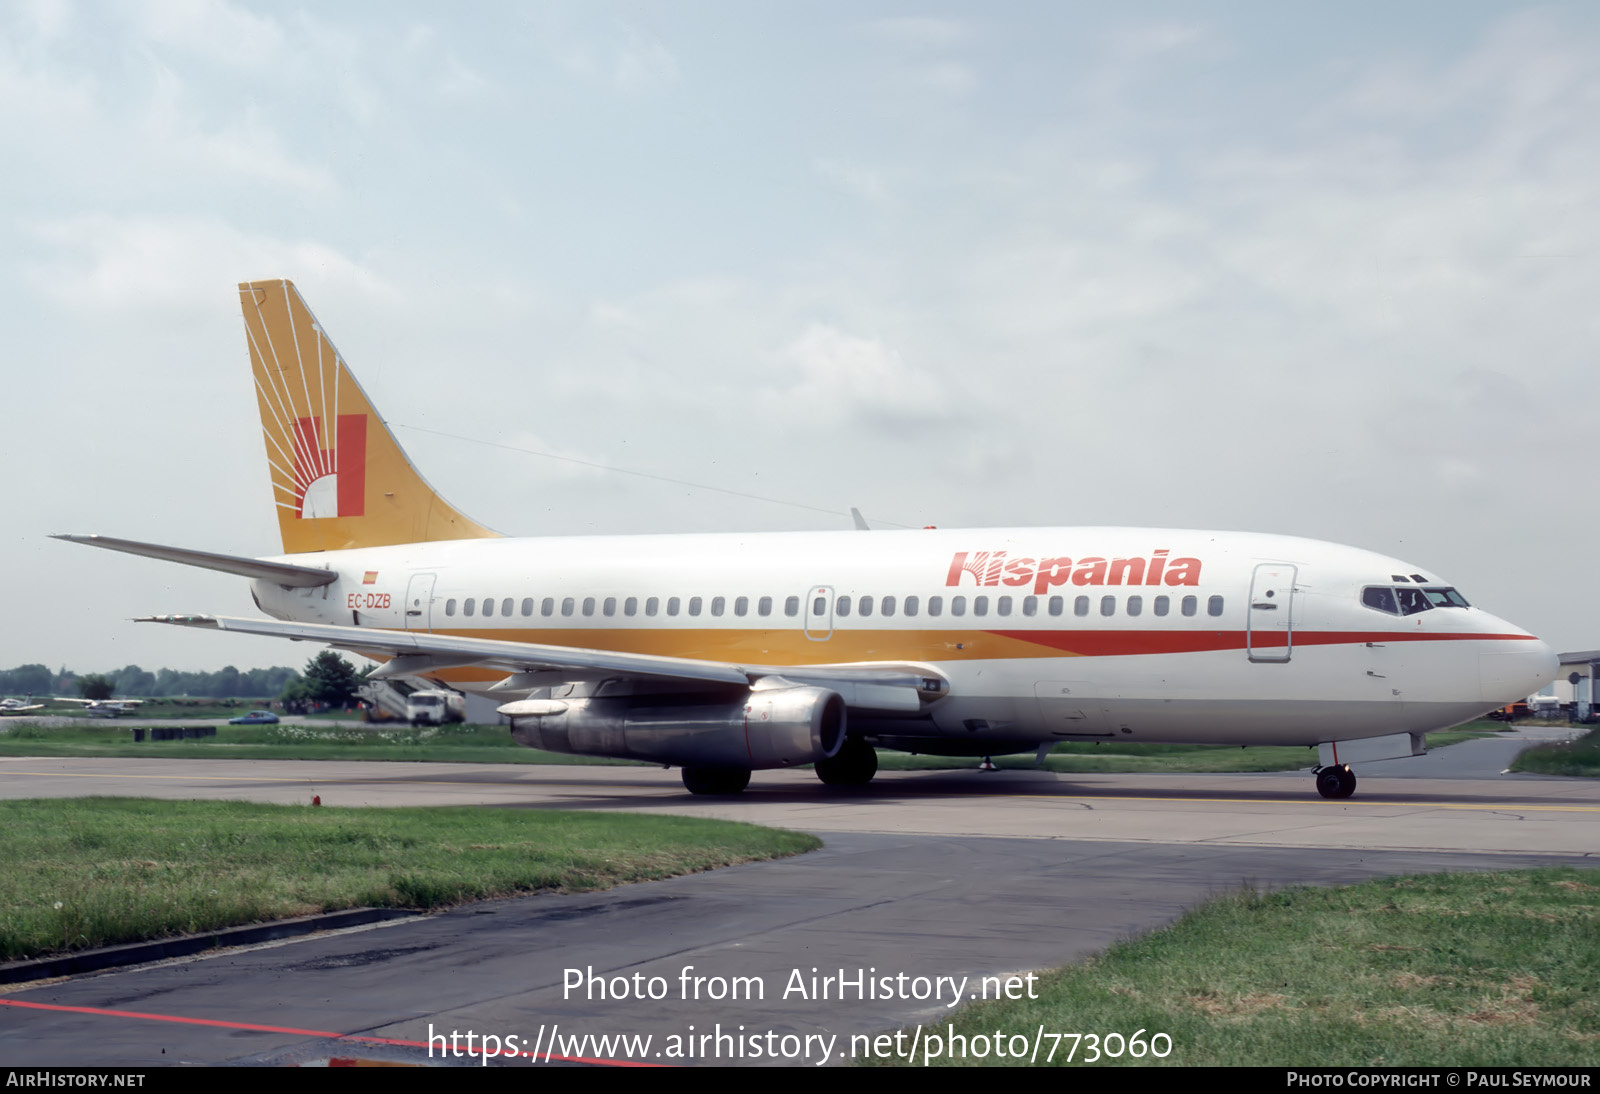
[52,534,337,588]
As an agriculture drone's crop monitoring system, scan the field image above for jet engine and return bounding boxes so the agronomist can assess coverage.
[502,684,847,770]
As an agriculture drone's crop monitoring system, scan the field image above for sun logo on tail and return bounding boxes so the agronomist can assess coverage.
[290,414,367,518]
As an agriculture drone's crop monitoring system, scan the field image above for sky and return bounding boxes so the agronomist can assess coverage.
[3,1,1597,674]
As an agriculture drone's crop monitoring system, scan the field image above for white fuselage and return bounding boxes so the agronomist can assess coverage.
[252,527,1556,751]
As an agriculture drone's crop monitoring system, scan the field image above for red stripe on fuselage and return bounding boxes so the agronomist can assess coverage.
[987,629,1536,657]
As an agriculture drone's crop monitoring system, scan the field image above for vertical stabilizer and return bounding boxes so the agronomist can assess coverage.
[240,279,500,554]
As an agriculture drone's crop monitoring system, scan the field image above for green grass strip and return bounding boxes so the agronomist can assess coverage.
[863,869,1600,1067]
[1512,728,1600,777]
[0,721,637,764]
[0,798,818,961]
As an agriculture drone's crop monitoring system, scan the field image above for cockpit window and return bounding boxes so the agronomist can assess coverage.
[1396,587,1433,615]
[1365,584,1470,615]
[1362,587,1398,614]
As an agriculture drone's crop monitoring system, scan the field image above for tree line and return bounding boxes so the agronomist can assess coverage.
[1,662,304,700]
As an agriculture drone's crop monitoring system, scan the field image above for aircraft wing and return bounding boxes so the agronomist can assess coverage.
[140,615,944,713]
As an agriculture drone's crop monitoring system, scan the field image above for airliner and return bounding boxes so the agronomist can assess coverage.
[56,279,1557,798]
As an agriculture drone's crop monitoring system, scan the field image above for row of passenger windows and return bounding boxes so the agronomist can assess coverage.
[441,593,1227,620]
[833,593,1224,619]
[445,595,796,619]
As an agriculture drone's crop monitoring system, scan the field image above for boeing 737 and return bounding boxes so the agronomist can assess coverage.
[56,279,1557,798]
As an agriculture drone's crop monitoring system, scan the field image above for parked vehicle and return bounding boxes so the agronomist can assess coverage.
[406,690,464,726]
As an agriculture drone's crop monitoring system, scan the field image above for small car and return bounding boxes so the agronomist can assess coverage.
[228,710,280,725]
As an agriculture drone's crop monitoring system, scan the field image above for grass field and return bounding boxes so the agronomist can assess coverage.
[0,797,819,962]
[1511,727,1600,777]
[0,720,635,765]
[863,868,1600,1067]
[0,719,1503,773]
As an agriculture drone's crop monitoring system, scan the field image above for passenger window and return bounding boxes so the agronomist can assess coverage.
[583,597,596,616]
[813,596,826,616]
[1023,596,1037,617]
[542,597,555,616]
[521,598,533,617]
[735,596,749,617]
[1100,596,1115,617]
[561,597,575,617]
[928,596,943,617]
[972,596,987,617]
[1154,595,1169,617]
[1182,595,1197,617]
[1362,587,1399,615]
[624,596,638,616]
[784,596,799,617]
[951,596,966,617]
[711,596,725,617]
[667,596,680,616]
[603,597,616,617]
[645,597,659,616]
[1127,595,1142,617]
[1074,596,1089,617]
[881,595,896,617]
[688,596,702,617]
[758,596,772,616]
[904,595,919,617]
[997,596,1012,616]
[464,598,476,617]
[836,596,851,617]
[859,595,873,617]
[445,599,457,616]
[481,598,493,618]
[501,598,513,617]
[1207,595,1224,617]
[1048,595,1063,616]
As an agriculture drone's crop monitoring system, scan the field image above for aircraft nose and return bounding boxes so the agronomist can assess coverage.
[1479,633,1558,705]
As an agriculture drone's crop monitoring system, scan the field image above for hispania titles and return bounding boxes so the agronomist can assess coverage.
[946,550,1202,596]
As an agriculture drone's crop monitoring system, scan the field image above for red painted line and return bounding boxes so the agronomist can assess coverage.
[989,629,1538,657]
[0,998,663,1067]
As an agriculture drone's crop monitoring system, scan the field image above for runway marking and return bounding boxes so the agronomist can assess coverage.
[0,998,659,1067]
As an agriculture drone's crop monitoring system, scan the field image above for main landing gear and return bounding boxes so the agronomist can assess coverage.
[1314,764,1357,800]
[815,737,878,787]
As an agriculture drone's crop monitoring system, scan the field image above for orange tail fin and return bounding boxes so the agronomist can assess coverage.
[239,279,500,554]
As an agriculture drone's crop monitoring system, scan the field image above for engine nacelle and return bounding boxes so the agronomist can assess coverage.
[503,686,847,770]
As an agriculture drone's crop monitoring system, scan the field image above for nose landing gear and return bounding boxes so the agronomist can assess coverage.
[1314,764,1357,800]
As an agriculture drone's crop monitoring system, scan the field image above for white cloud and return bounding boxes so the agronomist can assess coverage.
[814,159,893,207]
[130,0,284,69]
[769,323,950,426]
[611,23,679,93]
[864,17,971,51]
[25,215,389,312]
